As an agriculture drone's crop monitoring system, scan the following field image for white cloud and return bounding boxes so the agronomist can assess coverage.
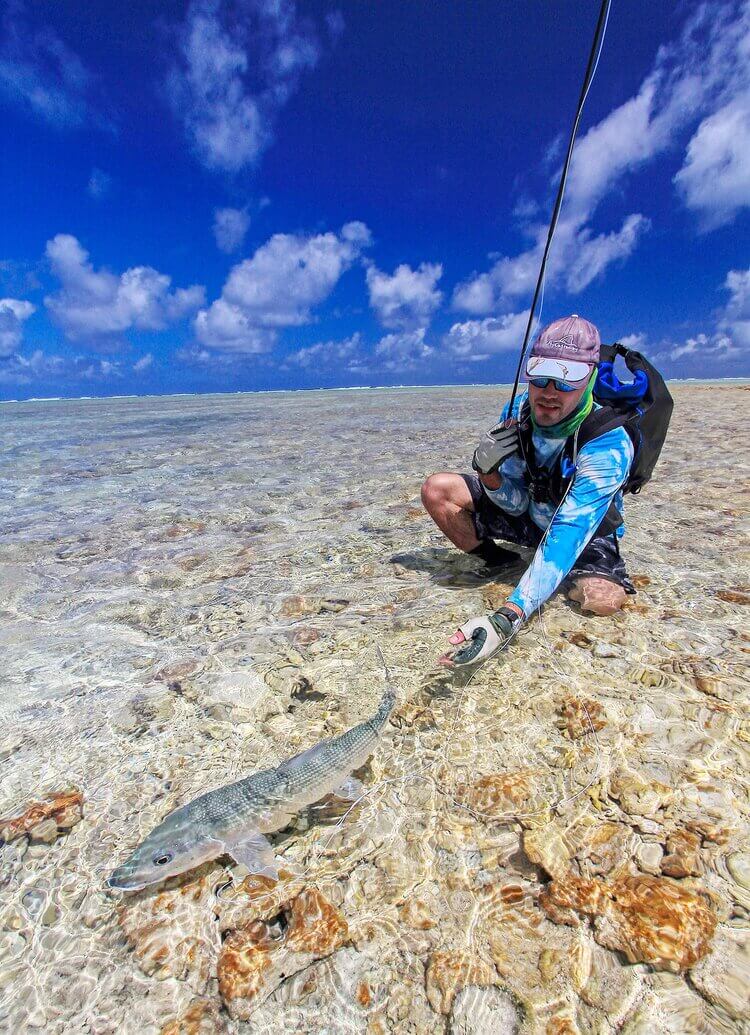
[366,261,443,330]
[0,298,35,357]
[656,262,750,364]
[166,0,320,173]
[675,94,750,230]
[286,331,363,369]
[213,206,250,252]
[668,331,737,362]
[133,353,154,372]
[374,328,433,371]
[619,332,646,350]
[719,265,750,349]
[44,234,205,345]
[195,221,371,352]
[0,349,122,386]
[0,3,105,129]
[453,0,750,315]
[443,311,528,361]
[87,168,111,199]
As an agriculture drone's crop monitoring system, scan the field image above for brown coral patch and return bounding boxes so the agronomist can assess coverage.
[217,932,272,1004]
[454,769,541,820]
[556,696,606,739]
[285,888,349,955]
[541,872,717,972]
[716,589,750,604]
[661,829,703,878]
[160,997,222,1035]
[0,788,83,844]
[425,950,496,1014]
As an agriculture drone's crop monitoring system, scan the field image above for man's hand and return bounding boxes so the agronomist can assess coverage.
[472,420,519,477]
[439,604,524,667]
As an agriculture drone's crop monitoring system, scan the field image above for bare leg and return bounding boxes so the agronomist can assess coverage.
[421,473,480,553]
[567,576,627,616]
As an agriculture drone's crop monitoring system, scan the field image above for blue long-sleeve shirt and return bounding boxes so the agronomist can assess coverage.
[483,394,633,617]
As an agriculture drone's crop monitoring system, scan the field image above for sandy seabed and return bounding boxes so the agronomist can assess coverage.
[0,384,748,1034]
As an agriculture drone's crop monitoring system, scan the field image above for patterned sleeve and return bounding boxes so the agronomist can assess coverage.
[480,397,529,515]
[508,427,634,617]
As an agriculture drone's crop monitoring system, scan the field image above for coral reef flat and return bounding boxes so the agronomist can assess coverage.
[0,384,748,1033]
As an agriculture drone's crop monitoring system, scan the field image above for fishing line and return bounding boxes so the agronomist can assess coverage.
[506,0,613,418]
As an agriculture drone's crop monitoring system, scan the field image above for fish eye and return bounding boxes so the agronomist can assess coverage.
[153,852,173,866]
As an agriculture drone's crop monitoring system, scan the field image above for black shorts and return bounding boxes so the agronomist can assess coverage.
[461,473,634,593]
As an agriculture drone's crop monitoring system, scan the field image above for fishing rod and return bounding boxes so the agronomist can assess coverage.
[506,0,613,416]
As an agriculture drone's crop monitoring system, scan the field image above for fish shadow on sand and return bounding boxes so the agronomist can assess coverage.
[389,547,528,588]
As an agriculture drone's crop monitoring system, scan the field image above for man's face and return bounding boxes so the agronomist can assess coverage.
[528,376,588,426]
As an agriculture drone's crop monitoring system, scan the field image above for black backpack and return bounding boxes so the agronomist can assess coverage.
[579,341,674,494]
[518,341,673,534]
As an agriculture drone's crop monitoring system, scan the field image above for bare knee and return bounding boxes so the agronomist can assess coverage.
[567,576,627,616]
[421,473,463,516]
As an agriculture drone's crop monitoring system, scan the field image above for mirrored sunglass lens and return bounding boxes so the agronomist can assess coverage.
[530,377,575,392]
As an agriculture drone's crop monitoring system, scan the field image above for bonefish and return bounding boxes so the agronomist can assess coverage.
[107,686,395,891]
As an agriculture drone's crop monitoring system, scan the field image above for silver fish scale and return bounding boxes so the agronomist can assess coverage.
[190,689,396,829]
[188,766,280,829]
[108,687,396,888]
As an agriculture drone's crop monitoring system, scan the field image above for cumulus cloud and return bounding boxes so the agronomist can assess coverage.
[0,2,105,129]
[374,328,433,371]
[0,298,35,357]
[655,263,750,364]
[443,312,528,361]
[668,331,737,362]
[44,234,205,345]
[675,95,750,230]
[366,261,443,330]
[619,332,646,350]
[0,349,122,386]
[286,331,363,369]
[133,353,154,372]
[166,0,321,173]
[719,265,750,349]
[195,221,371,353]
[213,206,250,252]
[453,0,750,314]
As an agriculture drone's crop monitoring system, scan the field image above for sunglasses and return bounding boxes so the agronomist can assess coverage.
[528,376,577,393]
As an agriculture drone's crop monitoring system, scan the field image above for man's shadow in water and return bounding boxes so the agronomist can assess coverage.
[389,546,530,589]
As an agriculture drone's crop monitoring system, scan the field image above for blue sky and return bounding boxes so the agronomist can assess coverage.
[1,0,748,399]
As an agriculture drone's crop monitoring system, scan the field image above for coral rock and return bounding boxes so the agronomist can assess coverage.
[217,932,273,1010]
[0,789,83,844]
[689,927,750,1021]
[284,888,349,955]
[608,769,673,818]
[449,986,522,1034]
[542,872,717,972]
[556,696,606,740]
[455,770,542,821]
[523,825,570,879]
[661,828,703,878]
[715,589,750,604]
[217,888,349,1019]
[117,872,220,991]
[425,950,496,1015]
[160,997,223,1035]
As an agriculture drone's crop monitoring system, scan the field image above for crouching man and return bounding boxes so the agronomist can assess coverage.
[422,314,635,667]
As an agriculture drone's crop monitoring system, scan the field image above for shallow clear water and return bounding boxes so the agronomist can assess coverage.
[0,386,748,1033]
